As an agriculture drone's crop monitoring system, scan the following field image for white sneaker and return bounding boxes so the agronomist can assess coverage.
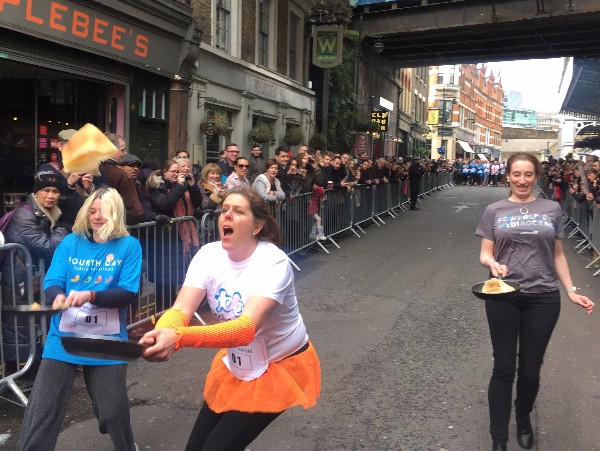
[316,227,326,241]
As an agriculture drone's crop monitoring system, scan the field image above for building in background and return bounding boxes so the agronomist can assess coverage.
[0,0,198,195]
[502,91,540,128]
[397,67,429,159]
[428,64,503,161]
[536,112,560,132]
[188,0,315,164]
[501,127,558,161]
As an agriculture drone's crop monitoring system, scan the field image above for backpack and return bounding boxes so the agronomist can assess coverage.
[0,204,33,265]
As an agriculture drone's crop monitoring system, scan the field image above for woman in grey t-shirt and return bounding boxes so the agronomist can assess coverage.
[475,152,594,451]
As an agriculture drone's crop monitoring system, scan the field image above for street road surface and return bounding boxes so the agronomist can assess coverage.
[2,186,599,450]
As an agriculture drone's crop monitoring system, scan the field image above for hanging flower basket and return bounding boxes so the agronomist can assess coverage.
[248,122,276,145]
[284,126,305,146]
[200,111,229,137]
[309,133,326,151]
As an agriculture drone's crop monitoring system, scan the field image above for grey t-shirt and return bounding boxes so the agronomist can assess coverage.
[475,197,564,293]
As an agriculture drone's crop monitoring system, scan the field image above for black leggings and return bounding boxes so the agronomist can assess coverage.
[485,290,560,442]
[185,402,282,451]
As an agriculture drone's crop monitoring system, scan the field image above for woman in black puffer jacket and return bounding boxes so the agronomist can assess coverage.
[1,171,69,365]
[145,159,201,311]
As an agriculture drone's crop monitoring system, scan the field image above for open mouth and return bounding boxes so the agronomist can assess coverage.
[222,226,234,237]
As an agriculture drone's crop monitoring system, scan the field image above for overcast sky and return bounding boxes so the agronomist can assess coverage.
[485,58,569,113]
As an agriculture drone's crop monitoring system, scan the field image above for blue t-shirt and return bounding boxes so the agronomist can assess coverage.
[42,233,142,365]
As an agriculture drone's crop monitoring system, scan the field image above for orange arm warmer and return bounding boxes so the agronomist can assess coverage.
[174,315,256,350]
[155,308,190,329]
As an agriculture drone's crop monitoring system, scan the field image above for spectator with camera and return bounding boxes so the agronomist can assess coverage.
[146,159,201,310]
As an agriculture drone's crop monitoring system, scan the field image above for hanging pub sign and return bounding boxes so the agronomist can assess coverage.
[371,110,388,132]
[312,25,343,68]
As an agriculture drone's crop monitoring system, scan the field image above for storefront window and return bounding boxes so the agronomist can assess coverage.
[139,87,166,120]
[0,60,107,197]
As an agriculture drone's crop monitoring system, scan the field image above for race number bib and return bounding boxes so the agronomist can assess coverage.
[222,339,269,381]
[58,303,120,335]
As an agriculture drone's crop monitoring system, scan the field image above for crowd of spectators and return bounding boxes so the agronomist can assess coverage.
[543,155,600,260]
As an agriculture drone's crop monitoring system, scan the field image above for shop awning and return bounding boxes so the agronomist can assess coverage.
[477,153,488,161]
[457,140,475,153]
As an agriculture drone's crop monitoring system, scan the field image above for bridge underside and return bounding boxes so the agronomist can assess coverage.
[355,0,600,67]
[355,0,600,119]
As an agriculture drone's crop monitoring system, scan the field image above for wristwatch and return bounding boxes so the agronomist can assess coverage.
[566,286,577,293]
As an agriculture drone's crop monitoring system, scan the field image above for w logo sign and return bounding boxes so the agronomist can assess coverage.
[313,25,343,68]
[318,36,337,56]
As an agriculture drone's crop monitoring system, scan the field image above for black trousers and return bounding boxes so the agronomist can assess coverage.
[409,181,419,208]
[485,290,560,442]
[185,402,282,451]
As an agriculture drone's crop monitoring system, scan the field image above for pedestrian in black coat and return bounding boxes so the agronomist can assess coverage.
[409,157,424,210]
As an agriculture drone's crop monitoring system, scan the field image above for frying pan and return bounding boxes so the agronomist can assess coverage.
[471,280,522,301]
[60,334,146,361]
[1,304,64,315]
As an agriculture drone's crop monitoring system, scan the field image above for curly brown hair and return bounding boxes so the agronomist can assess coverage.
[222,185,282,246]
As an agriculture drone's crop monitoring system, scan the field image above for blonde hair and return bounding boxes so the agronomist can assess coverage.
[200,163,222,184]
[174,156,190,167]
[72,188,129,241]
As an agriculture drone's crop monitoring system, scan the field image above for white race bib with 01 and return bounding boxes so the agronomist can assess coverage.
[58,303,120,335]
[222,339,269,381]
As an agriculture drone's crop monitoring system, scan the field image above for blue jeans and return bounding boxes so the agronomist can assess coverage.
[485,290,560,442]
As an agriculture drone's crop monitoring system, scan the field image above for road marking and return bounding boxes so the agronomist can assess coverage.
[454,205,469,213]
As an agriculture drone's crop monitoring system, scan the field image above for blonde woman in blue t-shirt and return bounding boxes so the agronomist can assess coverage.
[21,188,142,451]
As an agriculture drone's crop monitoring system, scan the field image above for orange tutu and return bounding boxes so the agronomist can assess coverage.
[203,341,321,414]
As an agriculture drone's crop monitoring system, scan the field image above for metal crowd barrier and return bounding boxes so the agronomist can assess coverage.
[1,173,454,405]
[0,243,42,406]
[126,216,201,330]
[541,176,600,277]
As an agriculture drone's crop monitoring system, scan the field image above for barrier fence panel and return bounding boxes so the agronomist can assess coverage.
[399,179,410,209]
[1,172,456,406]
[542,176,599,277]
[322,188,352,245]
[588,209,600,275]
[126,216,199,330]
[351,184,377,231]
[1,243,39,406]
[281,193,319,255]
[199,210,220,246]
[372,184,388,223]
[389,181,402,212]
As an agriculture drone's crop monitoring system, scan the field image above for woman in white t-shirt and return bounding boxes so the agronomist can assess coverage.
[141,185,320,450]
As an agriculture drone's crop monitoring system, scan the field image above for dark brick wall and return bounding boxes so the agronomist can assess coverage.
[241,0,256,63]
[192,0,212,45]
[277,0,289,75]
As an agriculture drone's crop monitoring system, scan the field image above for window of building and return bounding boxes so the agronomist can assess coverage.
[216,0,231,52]
[258,0,270,66]
[139,88,166,120]
[289,12,299,79]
